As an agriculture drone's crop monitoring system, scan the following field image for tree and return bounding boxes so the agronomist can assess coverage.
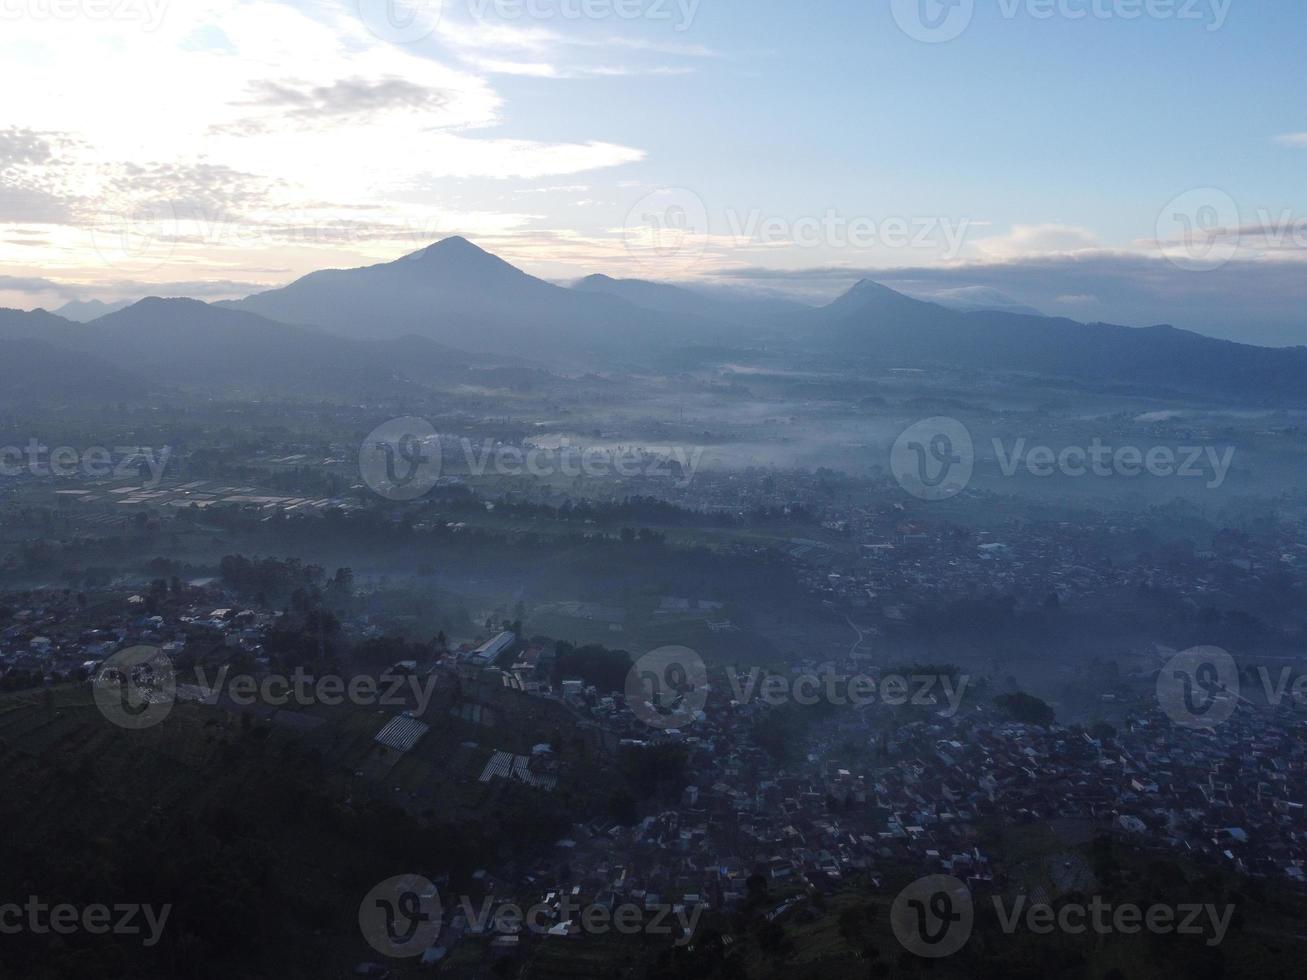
[608,789,639,826]
[838,903,878,943]
[995,691,1055,726]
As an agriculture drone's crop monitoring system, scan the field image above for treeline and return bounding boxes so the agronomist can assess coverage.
[218,555,325,601]
[199,510,801,607]
[551,641,633,694]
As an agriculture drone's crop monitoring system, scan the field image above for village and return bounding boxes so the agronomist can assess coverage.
[3,552,1307,972]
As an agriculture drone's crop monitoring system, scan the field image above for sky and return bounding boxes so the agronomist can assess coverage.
[1,0,1305,345]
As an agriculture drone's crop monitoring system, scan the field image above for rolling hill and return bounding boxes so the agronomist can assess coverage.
[0,335,146,404]
[0,300,496,399]
[805,279,1307,403]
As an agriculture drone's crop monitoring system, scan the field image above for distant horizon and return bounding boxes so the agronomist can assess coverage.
[2,2,1304,345]
[18,234,1307,351]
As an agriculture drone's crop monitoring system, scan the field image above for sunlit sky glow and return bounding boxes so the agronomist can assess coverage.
[1,0,1305,344]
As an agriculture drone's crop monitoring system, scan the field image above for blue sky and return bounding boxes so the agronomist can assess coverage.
[1,0,1303,343]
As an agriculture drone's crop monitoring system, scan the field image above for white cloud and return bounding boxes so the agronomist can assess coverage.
[970,223,1101,260]
[0,0,645,290]
[1274,132,1307,147]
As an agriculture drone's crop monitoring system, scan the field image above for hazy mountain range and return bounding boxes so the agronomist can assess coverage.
[52,298,137,322]
[0,298,481,403]
[3,236,1305,405]
[217,236,708,357]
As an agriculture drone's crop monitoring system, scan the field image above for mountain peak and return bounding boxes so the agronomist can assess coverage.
[407,235,490,261]
[54,297,136,323]
[845,278,900,298]
[825,278,930,314]
[393,236,530,286]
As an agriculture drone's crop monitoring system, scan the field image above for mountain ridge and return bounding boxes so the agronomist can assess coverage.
[806,278,1307,402]
[10,238,1306,404]
[219,235,692,358]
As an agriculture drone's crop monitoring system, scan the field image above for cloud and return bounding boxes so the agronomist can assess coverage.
[1274,133,1307,147]
[0,274,79,298]
[432,8,717,79]
[0,128,56,167]
[235,76,452,123]
[0,0,646,287]
[971,223,1101,260]
[0,185,84,225]
[0,274,269,303]
[465,57,695,77]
